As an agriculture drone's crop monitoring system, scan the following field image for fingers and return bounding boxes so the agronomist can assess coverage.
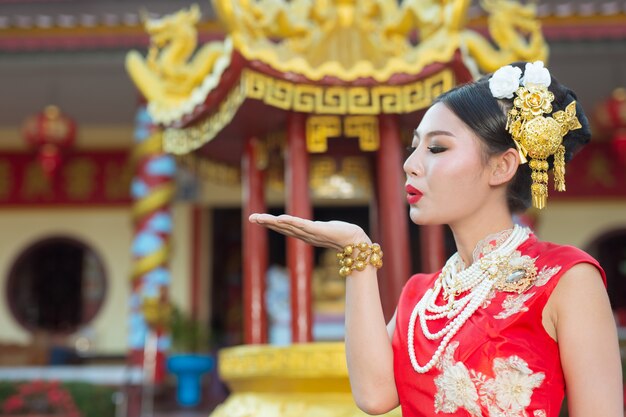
[249,213,275,223]
[249,213,308,228]
[262,222,301,239]
[248,213,363,251]
[248,213,337,248]
[249,213,312,238]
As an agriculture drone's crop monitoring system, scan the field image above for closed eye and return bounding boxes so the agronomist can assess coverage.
[427,146,447,154]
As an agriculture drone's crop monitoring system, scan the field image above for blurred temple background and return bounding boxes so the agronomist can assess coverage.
[0,0,625,416]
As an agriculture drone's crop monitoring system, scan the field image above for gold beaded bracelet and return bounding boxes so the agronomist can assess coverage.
[337,242,383,277]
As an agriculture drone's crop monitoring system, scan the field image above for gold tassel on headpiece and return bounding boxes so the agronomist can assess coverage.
[491,61,582,209]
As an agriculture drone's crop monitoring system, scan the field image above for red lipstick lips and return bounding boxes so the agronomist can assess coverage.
[406,184,423,204]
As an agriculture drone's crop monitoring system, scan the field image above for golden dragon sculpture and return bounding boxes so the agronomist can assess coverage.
[125,0,548,121]
[126,5,229,107]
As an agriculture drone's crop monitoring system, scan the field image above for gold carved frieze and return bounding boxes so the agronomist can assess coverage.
[245,68,454,116]
[163,82,246,154]
[306,115,379,153]
[163,68,453,155]
[344,116,379,152]
[175,154,241,186]
[306,116,342,153]
[128,1,548,129]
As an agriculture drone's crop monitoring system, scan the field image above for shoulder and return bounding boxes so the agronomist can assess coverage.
[533,239,595,262]
[541,243,608,330]
[553,262,607,304]
[537,242,609,342]
[548,262,615,350]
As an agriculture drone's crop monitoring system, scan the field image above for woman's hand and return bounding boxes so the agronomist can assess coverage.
[249,213,370,251]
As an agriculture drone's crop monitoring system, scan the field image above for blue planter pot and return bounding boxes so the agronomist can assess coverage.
[167,354,214,407]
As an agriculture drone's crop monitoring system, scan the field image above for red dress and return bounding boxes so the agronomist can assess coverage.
[392,234,605,417]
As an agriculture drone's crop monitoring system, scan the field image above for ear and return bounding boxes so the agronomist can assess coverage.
[488,148,520,186]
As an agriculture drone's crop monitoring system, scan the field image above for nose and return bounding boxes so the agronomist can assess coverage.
[403,148,424,177]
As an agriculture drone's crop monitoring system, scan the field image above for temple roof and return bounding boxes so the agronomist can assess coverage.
[1,1,626,52]
[125,0,550,129]
[116,0,626,156]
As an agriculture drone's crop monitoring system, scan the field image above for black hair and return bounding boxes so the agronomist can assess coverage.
[434,62,591,213]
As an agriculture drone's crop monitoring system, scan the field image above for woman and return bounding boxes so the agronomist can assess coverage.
[249,62,623,417]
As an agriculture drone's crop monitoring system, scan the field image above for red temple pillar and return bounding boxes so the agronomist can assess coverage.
[242,136,268,344]
[376,114,411,320]
[420,226,446,273]
[286,112,313,343]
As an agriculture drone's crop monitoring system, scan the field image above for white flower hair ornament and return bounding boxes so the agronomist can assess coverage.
[521,61,551,88]
[488,61,582,209]
[489,65,522,99]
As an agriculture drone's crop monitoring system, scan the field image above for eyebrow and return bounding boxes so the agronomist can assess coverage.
[413,129,457,140]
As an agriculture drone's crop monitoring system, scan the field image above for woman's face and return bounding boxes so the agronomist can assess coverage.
[403,102,494,226]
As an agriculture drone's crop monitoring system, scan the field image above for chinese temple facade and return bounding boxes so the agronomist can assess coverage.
[0,0,625,415]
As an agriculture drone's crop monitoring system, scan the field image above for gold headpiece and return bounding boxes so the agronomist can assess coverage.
[489,62,582,209]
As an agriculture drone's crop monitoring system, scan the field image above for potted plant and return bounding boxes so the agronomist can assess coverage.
[167,307,214,407]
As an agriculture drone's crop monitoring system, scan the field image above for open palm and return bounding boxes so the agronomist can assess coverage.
[249,213,370,251]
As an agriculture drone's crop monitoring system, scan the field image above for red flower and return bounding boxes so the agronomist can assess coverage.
[1,381,82,416]
[2,396,24,413]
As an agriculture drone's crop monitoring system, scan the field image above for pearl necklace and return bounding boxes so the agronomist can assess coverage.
[407,225,531,373]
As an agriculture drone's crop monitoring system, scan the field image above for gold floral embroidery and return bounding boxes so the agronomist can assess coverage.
[434,342,545,417]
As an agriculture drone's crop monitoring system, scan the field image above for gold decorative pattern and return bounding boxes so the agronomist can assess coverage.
[344,115,379,151]
[163,82,246,154]
[163,68,454,155]
[170,150,373,196]
[246,68,455,116]
[127,1,548,127]
[305,115,380,153]
[176,154,241,186]
[507,83,582,209]
[306,116,342,153]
